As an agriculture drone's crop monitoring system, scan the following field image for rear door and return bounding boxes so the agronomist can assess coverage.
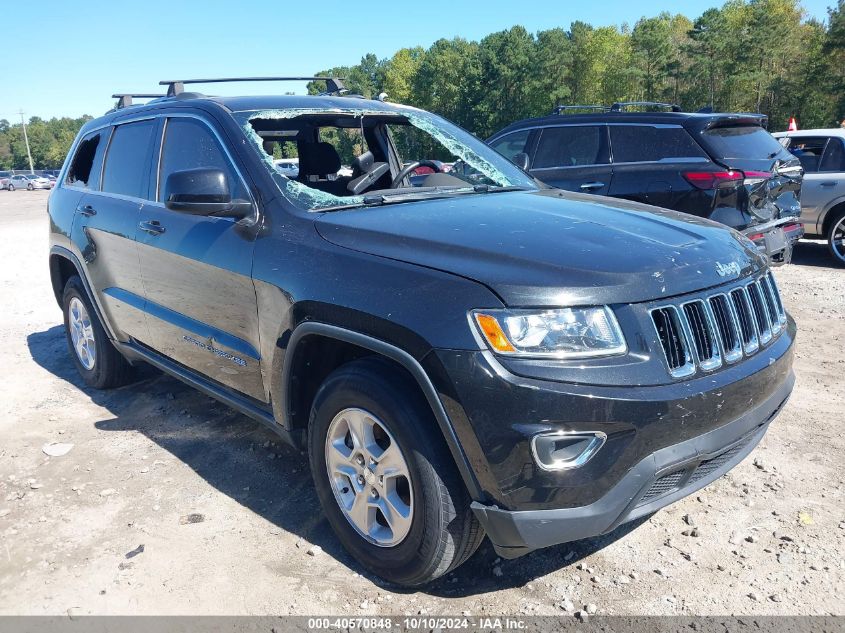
[528,125,612,195]
[607,124,711,211]
[137,114,265,400]
[69,120,155,343]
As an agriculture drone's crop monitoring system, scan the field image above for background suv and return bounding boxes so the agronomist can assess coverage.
[488,104,804,265]
[48,80,795,586]
[773,129,845,264]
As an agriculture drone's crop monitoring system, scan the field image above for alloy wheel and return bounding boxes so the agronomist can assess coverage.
[831,216,845,264]
[324,407,414,547]
[68,297,96,370]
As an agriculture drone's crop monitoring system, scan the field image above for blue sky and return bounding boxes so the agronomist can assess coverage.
[2,0,836,120]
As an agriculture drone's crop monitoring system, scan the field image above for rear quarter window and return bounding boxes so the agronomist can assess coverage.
[701,126,786,160]
[610,125,708,163]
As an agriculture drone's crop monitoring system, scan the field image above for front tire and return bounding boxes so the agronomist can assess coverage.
[827,210,845,265]
[308,358,483,586]
[27,183,33,191]
[62,276,133,389]
[7,184,13,191]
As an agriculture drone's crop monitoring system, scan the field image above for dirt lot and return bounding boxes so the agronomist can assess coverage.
[0,190,843,617]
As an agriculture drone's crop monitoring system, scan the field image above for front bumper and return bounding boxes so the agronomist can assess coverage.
[471,370,792,558]
[426,315,795,558]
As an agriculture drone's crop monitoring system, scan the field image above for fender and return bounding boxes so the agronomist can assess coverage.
[280,322,483,501]
[49,245,119,342]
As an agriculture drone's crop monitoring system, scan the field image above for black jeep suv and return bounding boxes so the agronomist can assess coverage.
[488,103,804,265]
[48,80,795,586]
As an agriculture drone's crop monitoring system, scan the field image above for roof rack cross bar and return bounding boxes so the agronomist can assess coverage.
[552,105,610,115]
[159,76,347,97]
[112,93,166,109]
[610,101,682,112]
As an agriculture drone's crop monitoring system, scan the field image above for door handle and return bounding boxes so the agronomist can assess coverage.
[139,220,165,235]
[77,204,96,217]
[820,181,838,187]
[580,181,605,191]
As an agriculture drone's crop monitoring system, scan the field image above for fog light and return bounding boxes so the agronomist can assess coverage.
[531,432,607,471]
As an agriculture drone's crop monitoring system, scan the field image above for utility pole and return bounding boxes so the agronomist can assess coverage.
[18,110,34,173]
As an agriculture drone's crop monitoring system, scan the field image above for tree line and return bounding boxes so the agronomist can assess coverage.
[2,0,843,170]
[308,0,845,139]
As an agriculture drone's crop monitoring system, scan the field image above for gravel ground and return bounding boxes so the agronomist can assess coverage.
[0,190,843,616]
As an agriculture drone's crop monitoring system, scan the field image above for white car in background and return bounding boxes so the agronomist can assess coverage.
[774,129,845,264]
[273,158,299,179]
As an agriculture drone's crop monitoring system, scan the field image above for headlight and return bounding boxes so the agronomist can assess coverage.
[472,307,626,358]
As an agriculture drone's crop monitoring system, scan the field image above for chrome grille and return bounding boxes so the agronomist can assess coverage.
[650,272,786,378]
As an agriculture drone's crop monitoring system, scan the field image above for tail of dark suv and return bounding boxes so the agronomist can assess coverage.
[488,104,804,265]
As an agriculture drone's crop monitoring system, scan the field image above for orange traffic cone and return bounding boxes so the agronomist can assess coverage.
[788,116,798,131]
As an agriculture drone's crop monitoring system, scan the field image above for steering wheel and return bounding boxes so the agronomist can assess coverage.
[390,160,442,188]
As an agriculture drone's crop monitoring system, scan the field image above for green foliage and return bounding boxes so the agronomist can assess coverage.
[3,0,844,170]
[0,116,91,170]
[308,0,845,135]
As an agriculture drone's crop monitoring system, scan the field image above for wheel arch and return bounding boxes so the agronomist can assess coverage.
[49,246,118,342]
[821,198,845,238]
[278,322,483,501]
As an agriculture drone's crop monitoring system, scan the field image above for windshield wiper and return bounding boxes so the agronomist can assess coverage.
[321,184,531,211]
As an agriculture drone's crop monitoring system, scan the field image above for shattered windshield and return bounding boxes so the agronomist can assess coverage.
[233,106,537,211]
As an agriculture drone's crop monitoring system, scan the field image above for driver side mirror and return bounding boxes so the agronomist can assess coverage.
[512,152,530,171]
[163,168,252,219]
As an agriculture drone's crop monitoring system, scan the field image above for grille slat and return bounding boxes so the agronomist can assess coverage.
[709,294,742,363]
[682,301,721,370]
[651,274,785,378]
[651,306,694,377]
[747,282,772,345]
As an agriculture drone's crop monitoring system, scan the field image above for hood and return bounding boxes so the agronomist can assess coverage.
[315,189,766,307]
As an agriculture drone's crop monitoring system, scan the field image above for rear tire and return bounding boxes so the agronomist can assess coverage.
[827,210,845,265]
[62,276,134,389]
[308,357,484,586]
[7,184,13,191]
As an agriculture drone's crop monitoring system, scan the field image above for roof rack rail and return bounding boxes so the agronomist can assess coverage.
[610,101,682,112]
[552,105,610,115]
[112,93,166,109]
[158,76,347,97]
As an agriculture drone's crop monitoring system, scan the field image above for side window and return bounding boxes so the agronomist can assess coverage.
[66,130,107,189]
[610,126,708,163]
[102,120,156,198]
[533,126,606,169]
[490,130,531,163]
[819,138,845,173]
[158,118,246,202]
[789,137,828,173]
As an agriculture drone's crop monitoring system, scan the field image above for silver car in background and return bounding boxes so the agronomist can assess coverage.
[7,174,53,191]
[774,129,845,264]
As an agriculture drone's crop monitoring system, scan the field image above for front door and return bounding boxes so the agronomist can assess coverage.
[137,115,265,401]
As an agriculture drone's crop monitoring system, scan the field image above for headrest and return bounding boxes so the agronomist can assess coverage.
[352,151,375,173]
[262,139,275,155]
[298,142,342,176]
